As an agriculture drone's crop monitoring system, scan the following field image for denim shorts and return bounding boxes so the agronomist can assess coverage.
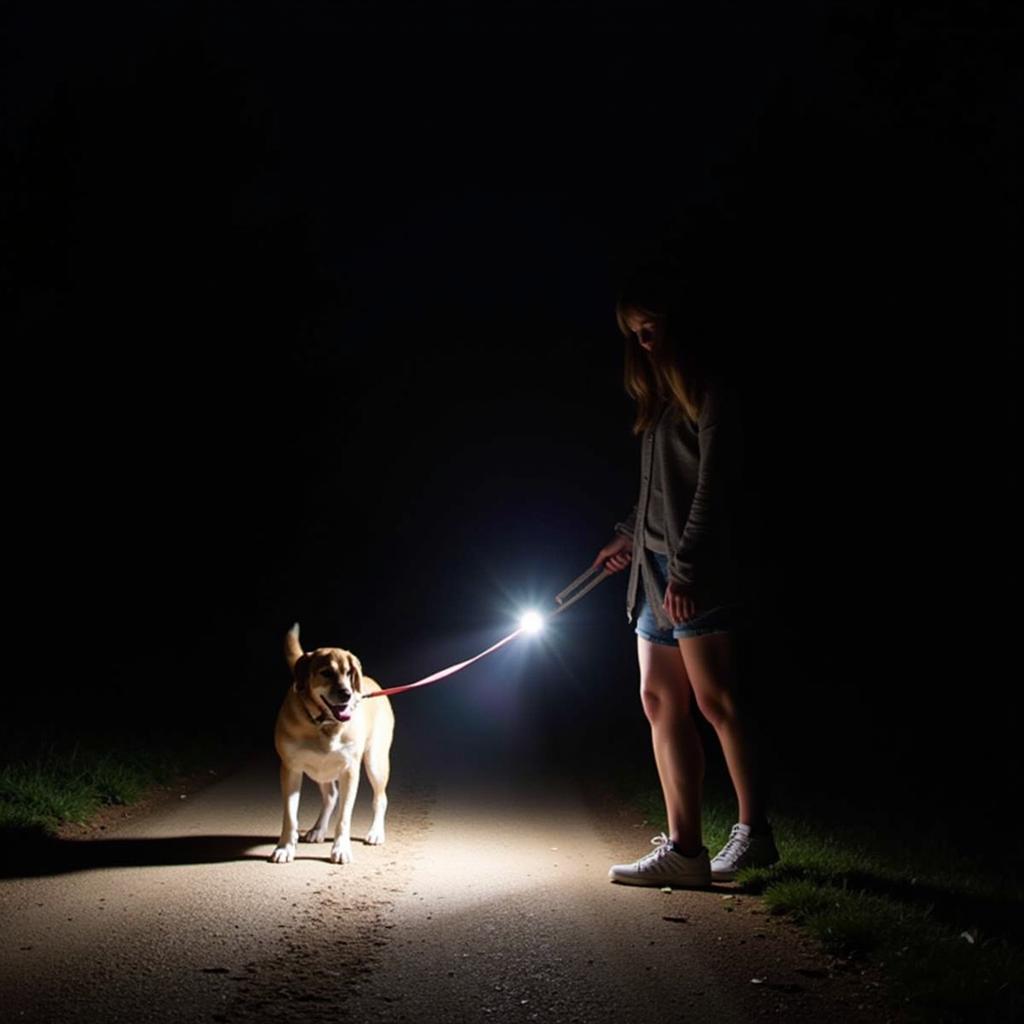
[635,552,744,645]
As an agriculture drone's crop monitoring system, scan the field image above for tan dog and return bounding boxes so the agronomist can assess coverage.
[270,624,395,864]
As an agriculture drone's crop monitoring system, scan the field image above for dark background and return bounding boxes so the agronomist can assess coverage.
[4,2,1019,825]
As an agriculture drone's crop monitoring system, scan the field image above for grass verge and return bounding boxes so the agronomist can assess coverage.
[0,732,249,838]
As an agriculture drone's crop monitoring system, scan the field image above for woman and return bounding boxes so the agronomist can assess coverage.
[595,266,778,887]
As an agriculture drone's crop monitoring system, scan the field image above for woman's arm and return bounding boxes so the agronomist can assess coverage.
[591,504,637,572]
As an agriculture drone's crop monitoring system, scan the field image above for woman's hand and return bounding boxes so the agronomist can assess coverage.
[592,534,633,573]
[663,580,696,624]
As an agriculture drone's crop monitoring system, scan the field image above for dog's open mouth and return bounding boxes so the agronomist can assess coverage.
[321,698,351,722]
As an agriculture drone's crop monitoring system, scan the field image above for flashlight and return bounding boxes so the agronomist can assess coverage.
[367,572,606,700]
[519,610,545,635]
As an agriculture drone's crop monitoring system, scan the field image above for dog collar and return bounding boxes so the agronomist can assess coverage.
[302,694,328,725]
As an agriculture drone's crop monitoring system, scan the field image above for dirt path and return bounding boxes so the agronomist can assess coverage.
[1,716,899,1023]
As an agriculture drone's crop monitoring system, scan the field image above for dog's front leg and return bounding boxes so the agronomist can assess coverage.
[302,780,338,843]
[270,764,303,863]
[329,763,361,864]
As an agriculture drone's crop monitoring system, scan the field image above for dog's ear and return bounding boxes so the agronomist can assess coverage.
[292,653,312,694]
[348,653,364,693]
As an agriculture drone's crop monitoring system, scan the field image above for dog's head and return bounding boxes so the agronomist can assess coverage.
[292,647,365,723]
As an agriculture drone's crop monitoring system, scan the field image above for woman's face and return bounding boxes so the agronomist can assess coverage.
[624,310,665,353]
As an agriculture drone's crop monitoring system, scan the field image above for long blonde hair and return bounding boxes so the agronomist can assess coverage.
[616,268,709,434]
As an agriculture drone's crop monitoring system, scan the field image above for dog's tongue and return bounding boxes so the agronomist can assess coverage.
[329,704,350,722]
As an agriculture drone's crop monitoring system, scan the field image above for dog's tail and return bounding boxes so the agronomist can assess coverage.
[284,623,304,671]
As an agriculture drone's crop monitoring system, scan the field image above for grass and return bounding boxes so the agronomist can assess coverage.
[0,732,247,838]
[622,767,1024,1023]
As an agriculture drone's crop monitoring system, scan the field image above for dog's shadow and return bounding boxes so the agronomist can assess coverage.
[0,828,273,878]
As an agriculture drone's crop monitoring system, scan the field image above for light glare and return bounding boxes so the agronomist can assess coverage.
[519,610,544,635]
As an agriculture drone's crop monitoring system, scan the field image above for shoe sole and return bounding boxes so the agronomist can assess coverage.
[609,874,712,888]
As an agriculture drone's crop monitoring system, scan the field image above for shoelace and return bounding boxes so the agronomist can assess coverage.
[640,833,675,864]
[716,824,751,862]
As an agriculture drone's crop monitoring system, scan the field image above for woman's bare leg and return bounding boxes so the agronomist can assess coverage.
[679,632,766,830]
[638,637,705,853]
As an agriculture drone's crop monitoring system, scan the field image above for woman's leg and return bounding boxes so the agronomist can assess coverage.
[678,632,767,831]
[638,637,705,853]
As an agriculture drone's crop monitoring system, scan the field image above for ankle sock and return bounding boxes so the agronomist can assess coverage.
[670,841,704,858]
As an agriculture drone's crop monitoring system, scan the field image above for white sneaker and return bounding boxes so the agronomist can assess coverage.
[710,823,780,880]
[608,834,711,888]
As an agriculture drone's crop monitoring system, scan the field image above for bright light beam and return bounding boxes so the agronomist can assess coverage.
[519,609,545,635]
[367,607,553,702]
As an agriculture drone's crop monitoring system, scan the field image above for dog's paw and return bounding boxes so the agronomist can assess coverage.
[364,824,386,846]
[269,844,296,864]
[329,840,354,864]
[301,827,328,843]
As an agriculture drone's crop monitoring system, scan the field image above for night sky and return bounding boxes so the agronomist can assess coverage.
[5,3,1019,820]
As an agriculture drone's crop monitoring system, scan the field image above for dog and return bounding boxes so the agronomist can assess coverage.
[270,623,395,864]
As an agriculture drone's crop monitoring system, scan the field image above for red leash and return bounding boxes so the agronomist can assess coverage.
[365,628,523,699]
[363,563,612,700]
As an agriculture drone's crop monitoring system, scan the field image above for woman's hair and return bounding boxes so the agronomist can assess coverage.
[616,262,711,434]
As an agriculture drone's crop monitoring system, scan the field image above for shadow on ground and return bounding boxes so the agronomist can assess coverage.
[0,830,272,878]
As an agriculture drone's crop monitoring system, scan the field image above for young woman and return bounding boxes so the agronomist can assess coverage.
[595,266,778,886]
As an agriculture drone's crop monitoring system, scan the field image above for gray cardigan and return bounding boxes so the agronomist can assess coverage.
[615,380,744,629]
